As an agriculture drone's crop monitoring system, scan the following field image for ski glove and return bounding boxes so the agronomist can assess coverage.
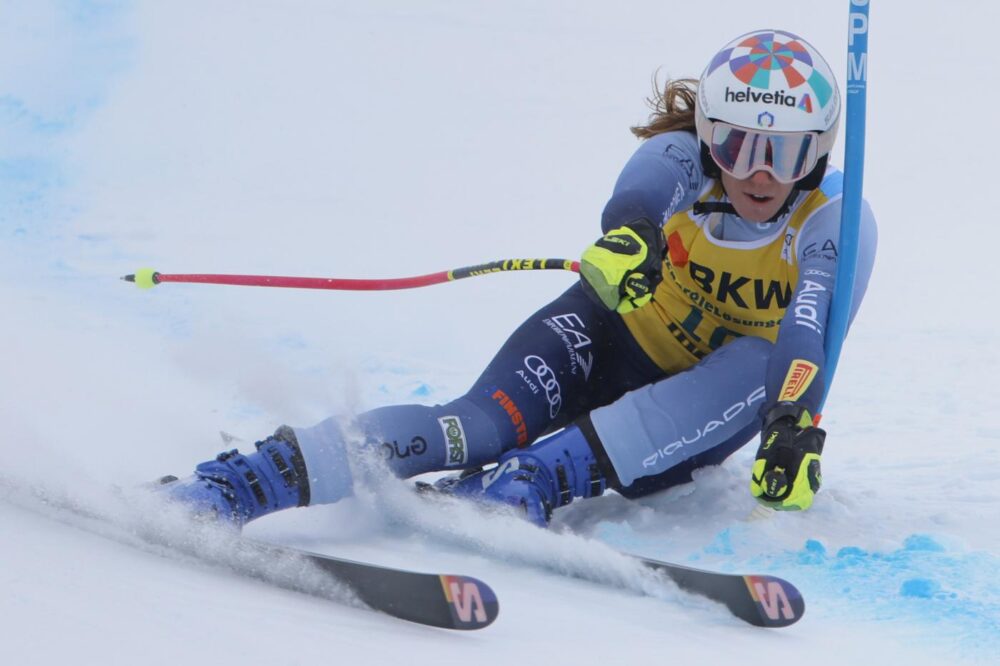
[579,218,666,314]
[750,402,825,511]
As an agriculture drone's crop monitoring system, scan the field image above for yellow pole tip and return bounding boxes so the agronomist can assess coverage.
[133,268,158,289]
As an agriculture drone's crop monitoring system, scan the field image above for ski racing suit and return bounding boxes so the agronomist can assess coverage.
[289,130,878,508]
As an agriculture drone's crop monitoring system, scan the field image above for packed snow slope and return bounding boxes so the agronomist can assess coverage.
[2,2,998,664]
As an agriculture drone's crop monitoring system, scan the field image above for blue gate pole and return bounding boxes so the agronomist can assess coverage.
[821,0,871,412]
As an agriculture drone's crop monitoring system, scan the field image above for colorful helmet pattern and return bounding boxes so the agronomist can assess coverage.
[695,29,841,187]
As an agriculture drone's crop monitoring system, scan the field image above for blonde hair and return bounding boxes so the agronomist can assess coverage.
[630,76,698,139]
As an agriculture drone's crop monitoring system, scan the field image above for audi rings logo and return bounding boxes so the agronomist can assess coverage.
[524,355,562,418]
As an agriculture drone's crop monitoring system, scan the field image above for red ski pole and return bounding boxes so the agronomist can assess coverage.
[122,258,580,292]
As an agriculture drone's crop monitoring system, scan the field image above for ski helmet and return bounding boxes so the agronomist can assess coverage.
[695,29,841,190]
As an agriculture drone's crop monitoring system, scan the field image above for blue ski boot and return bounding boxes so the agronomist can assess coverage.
[157,426,311,527]
[432,424,607,527]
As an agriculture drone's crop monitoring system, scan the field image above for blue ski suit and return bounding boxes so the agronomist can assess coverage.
[294,130,878,505]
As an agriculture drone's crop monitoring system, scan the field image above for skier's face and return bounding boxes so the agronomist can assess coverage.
[721,170,795,223]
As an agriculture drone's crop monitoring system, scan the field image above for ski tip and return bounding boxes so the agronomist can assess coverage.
[438,575,500,630]
[743,575,806,628]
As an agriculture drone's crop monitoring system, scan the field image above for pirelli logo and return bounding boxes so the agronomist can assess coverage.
[778,360,819,402]
[438,416,468,467]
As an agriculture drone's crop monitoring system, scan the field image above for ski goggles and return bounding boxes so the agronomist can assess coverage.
[707,122,820,183]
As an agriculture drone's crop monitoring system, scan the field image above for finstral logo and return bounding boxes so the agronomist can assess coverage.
[726,86,797,107]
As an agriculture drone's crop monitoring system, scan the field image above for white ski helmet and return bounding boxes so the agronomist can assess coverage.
[695,29,841,190]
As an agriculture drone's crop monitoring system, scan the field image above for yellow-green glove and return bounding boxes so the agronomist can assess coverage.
[579,218,666,313]
[750,402,825,511]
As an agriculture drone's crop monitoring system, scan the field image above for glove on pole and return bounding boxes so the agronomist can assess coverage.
[750,402,825,511]
[579,218,666,313]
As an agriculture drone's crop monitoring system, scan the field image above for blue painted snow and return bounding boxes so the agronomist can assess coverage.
[1,1,135,241]
[769,534,998,658]
[410,383,432,397]
[597,522,999,659]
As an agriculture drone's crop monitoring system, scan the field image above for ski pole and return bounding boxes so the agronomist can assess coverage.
[122,258,580,292]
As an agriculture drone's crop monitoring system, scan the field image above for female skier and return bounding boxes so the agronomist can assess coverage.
[160,29,877,527]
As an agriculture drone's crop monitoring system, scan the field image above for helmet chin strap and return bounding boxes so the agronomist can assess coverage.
[692,188,798,223]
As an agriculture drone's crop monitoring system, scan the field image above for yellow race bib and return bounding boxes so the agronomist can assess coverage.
[622,182,834,375]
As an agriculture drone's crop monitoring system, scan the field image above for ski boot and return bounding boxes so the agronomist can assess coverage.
[428,424,607,527]
[157,426,311,527]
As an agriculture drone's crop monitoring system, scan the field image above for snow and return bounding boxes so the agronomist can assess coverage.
[2,1,999,664]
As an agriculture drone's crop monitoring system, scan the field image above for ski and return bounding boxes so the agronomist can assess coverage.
[244,539,499,630]
[0,477,499,631]
[634,554,804,628]
[415,479,803,627]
